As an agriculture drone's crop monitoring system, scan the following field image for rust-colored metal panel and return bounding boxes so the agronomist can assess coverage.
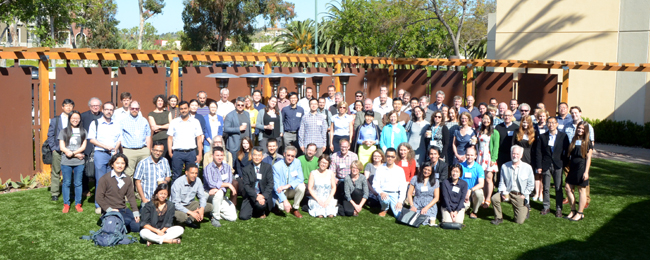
[180,66,221,103]
[117,67,166,113]
[395,69,429,99]
[517,73,558,113]
[305,67,333,98]
[228,66,263,98]
[474,72,514,105]
[342,67,365,105]
[0,67,35,179]
[365,68,389,101]
[275,67,304,96]
[429,70,464,106]
[55,67,112,112]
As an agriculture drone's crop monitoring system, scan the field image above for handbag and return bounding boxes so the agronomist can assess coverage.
[439,222,464,230]
[84,119,99,178]
[396,208,428,228]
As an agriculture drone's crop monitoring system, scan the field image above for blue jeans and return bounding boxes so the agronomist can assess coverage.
[380,192,402,218]
[117,208,140,233]
[94,151,112,208]
[61,164,84,206]
[171,150,197,183]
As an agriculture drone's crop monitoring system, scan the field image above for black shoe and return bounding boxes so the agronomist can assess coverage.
[491,218,503,225]
[51,196,59,201]
[184,219,199,229]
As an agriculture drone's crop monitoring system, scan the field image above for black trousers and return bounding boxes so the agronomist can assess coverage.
[239,195,273,220]
[339,188,364,216]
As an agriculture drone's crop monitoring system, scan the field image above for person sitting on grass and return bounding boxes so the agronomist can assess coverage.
[272,146,306,218]
[440,164,468,224]
[339,160,369,217]
[171,165,213,228]
[407,162,440,227]
[139,183,183,246]
[372,148,407,218]
[95,153,140,233]
[307,154,339,218]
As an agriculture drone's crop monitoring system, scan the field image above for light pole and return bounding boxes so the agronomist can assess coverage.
[315,0,319,68]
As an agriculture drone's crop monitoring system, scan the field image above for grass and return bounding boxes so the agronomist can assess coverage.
[0,158,648,260]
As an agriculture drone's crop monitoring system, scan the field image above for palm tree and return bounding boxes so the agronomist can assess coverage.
[273,19,316,54]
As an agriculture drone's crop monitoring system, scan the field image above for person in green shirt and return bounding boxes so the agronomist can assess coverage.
[298,143,319,184]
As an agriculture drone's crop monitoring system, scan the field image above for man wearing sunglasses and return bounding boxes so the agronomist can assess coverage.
[120,100,152,179]
[224,97,252,155]
[348,91,365,112]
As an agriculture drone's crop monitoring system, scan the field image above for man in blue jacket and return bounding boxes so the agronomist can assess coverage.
[47,98,75,201]
[223,97,252,155]
[272,146,305,218]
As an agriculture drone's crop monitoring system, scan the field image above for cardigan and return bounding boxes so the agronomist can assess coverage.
[440,178,468,213]
[140,200,175,230]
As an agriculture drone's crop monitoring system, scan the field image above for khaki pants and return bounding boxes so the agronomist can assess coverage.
[174,201,214,223]
[442,207,466,224]
[207,190,238,221]
[275,183,306,211]
[492,192,528,224]
[463,189,485,214]
[50,151,62,196]
[122,147,150,178]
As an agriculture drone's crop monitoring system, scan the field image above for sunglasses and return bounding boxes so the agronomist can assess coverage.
[130,107,140,111]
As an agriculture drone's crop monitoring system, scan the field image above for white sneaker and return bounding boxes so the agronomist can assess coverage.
[429,218,438,227]
[532,196,539,201]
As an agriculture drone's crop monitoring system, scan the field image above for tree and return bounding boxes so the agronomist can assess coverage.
[138,0,165,50]
[83,0,120,50]
[181,0,295,52]
[273,19,315,54]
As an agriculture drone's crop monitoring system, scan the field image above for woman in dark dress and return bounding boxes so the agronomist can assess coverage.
[564,121,592,221]
[426,110,449,162]
[148,95,172,161]
[233,137,252,206]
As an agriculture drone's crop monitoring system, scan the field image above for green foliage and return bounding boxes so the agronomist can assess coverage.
[11,174,37,189]
[181,0,295,52]
[82,0,120,50]
[585,118,650,148]
[142,0,165,17]
[0,178,11,191]
[259,44,275,53]
[273,19,315,54]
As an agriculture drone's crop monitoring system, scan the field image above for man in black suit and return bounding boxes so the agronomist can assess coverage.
[428,146,448,182]
[535,117,569,217]
[239,146,275,220]
[495,110,519,184]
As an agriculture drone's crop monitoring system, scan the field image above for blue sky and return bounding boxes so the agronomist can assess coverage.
[115,0,332,33]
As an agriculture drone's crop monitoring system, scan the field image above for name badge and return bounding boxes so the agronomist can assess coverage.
[558,125,564,130]
[221,174,228,181]
[435,173,440,179]
[290,171,298,177]
[270,114,276,118]
[421,185,429,192]
[464,171,472,178]
[256,173,262,180]
[340,163,347,169]
[430,140,435,146]
[399,121,405,125]
[317,121,322,126]
[575,140,582,146]
[401,161,408,167]
[549,140,555,146]
[452,186,460,193]
[296,112,302,117]
[523,135,529,141]
[373,120,378,125]
[394,128,400,134]
[507,131,514,136]
[539,129,546,134]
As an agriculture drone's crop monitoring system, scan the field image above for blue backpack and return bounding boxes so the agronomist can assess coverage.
[81,211,137,247]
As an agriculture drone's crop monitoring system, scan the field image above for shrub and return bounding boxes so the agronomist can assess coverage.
[34,171,51,188]
[585,118,650,148]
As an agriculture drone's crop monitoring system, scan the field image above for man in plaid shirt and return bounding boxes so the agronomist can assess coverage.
[134,141,171,204]
[329,139,358,202]
[298,99,327,157]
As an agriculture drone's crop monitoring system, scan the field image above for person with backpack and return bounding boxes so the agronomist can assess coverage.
[140,183,183,246]
[58,110,88,213]
[46,98,75,201]
[96,153,140,233]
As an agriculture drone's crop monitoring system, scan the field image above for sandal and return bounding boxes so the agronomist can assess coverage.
[482,199,491,208]
[146,241,152,247]
[569,212,584,222]
[565,210,577,219]
[172,238,181,244]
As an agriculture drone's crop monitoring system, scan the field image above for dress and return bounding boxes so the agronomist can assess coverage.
[308,170,339,217]
[446,122,459,161]
[453,127,472,163]
[406,120,430,167]
[566,141,592,187]
[477,133,498,172]
[409,177,439,219]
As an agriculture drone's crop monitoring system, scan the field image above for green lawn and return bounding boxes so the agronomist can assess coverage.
[0,158,648,260]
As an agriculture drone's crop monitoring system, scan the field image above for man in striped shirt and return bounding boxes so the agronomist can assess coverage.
[134,141,171,204]
[298,99,327,157]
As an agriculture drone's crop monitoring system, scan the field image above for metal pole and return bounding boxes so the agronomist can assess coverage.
[314,0,318,68]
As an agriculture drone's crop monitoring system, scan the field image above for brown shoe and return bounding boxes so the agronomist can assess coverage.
[562,198,569,204]
[585,202,590,209]
[540,209,550,215]
[291,209,303,218]
[378,210,387,217]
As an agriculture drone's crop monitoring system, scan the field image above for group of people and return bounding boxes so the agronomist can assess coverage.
[46,84,594,244]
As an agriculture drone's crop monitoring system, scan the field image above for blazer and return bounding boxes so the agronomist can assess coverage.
[498,161,535,196]
[46,115,65,151]
[431,159,449,182]
[140,200,175,230]
[241,162,274,200]
[203,114,224,141]
[350,123,381,153]
[535,131,569,171]
[353,110,384,130]
[495,122,520,165]
[223,110,252,154]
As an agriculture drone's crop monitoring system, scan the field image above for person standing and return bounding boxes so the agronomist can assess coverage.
[298,98,328,157]
[120,101,152,179]
[372,148,407,218]
[555,102,572,129]
[196,91,210,116]
[113,92,142,124]
[257,96,284,154]
[244,95,258,143]
[426,111,449,162]
[348,91,365,112]
[272,146,306,218]
[328,92,344,116]
[379,111,408,152]
[58,111,87,213]
[466,95,480,119]
[564,121,592,221]
[167,101,203,183]
[452,112,474,164]
[490,145,535,225]
[88,102,121,214]
[224,97,252,155]
[307,154,339,218]
[96,154,141,233]
[460,148,485,219]
[428,90,448,112]
[495,110,519,171]
[47,98,75,201]
[509,99,521,121]
[134,142,171,204]
[396,143,417,183]
[217,88,235,118]
[239,147,275,220]
[282,93,304,153]
[512,115,536,175]
[277,87,291,111]
[373,94,393,118]
[353,99,383,130]
[428,147,448,183]
[405,106,430,168]
[148,95,172,160]
[381,98,410,127]
[535,117,569,217]
[252,90,266,111]
[563,106,595,207]
[203,101,224,159]
[168,95,180,119]
[351,110,381,165]
[451,95,470,115]
[329,101,354,153]
[475,113,499,209]
[298,87,314,112]
[203,147,238,227]
[80,97,103,195]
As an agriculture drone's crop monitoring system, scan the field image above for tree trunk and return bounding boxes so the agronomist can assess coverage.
[69,25,77,49]
[138,0,144,50]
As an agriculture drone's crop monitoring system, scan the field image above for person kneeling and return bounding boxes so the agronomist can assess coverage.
[96,153,141,233]
[440,164,468,224]
[140,183,184,246]
[491,145,534,225]
[272,146,306,218]
[171,165,213,228]
[240,147,275,220]
[307,154,339,218]
[203,147,238,227]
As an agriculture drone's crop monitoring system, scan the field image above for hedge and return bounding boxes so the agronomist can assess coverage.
[585,118,650,149]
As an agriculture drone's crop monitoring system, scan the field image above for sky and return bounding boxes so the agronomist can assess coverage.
[115,0,332,34]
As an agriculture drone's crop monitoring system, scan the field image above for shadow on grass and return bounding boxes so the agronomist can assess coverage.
[518,199,650,259]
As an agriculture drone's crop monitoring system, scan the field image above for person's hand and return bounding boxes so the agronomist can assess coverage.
[151,125,159,132]
[537,168,542,174]
[74,153,85,160]
[451,211,457,222]
[324,198,332,207]
[380,192,388,200]
[141,197,150,204]
[465,192,471,203]
[134,216,140,223]
[208,188,218,196]
[410,206,417,212]
[229,185,237,196]
[520,195,525,200]
[240,125,246,132]
[354,204,363,213]
[256,194,265,205]
[187,211,199,221]
[458,155,466,162]
[420,207,429,215]
[501,193,506,202]
[283,201,291,212]
[65,151,74,158]
[156,229,165,236]
[195,154,201,163]
[396,202,403,210]
[276,187,283,193]
[329,145,334,152]
[197,208,205,219]
[584,172,589,181]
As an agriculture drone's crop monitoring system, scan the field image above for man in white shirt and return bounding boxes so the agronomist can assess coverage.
[373,94,393,117]
[491,145,534,225]
[297,87,315,112]
[325,85,337,109]
[167,101,204,183]
[372,148,407,218]
[216,88,235,118]
[372,85,391,109]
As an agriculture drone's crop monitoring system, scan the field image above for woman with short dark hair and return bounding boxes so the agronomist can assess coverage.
[407,162,440,226]
[59,110,87,213]
[440,164,468,224]
[140,183,183,246]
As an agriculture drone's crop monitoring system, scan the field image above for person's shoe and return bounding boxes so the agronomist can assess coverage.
[537,197,543,202]
[555,209,563,218]
[184,219,199,229]
[540,209,550,215]
[491,218,503,225]
[211,218,221,227]
[272,207,284,216]
[62,204,70,213]
[563,198,569,204]
[260,214,267,219]
[95,207,102,214]
[290,209,303,218]
[51,195,58,201]
[532,196,539,202]
[585,202,590,209]
[526,209,530,219]
[75,204,83,213]
[378,211,387,217]
[469,213,478,219]
[353,211,359,217]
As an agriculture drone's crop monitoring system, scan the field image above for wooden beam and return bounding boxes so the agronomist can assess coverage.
[170,58,179,97]
[334,61,342,92]
[39,56,51,174]
[388,63,394,98]
[466,66,474,99]
[264,61,272,99]
[561,69,569,104]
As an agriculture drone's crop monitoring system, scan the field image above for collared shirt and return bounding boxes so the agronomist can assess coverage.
[460,161,484,190]
[316,108,332,126]
[556,115,572,130]
[330,151,359,180]
[358,123,379,144]
[282,105,304,132]
[262,153,284,166]
[373,102,393,117]
[331,113,354,136]
[564,120,595,142]
[254,102,266,111]
[167,117,202,150]
[60,112,69,128]
[111,170,127,189]
[112,107,142,124]
[297,97,312,112]
[171,175,207,213]
[298,112,327,148]
[133,156,171,200]
[325,97,336,109]
[88,117,122,151]
[272,159,304,203]
[428,102,447,112]
[371,164,407,202]
[511,164,521,193]
[203,161,232,193]
[277,98,291,111]
[119,114,150,149]
[217,100,235,118]
[196,106,210,117]
[372,97,393,112]
[549,131,557,152]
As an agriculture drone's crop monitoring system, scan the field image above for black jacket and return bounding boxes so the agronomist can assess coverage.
[351,123,382,154]
[495,122,520,165]
[140,200,175,230]
[431,159,449,183]
[535,131,570,171]
[241,162,274,200]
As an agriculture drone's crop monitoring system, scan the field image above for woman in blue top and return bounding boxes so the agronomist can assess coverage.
[379,111,407,152]
[203,101,224,153]
[329,101,354,153]
[452,112,475,164]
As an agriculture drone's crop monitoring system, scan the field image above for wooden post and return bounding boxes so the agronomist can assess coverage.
[466,65,474,100]
[334,61,342,92]
[39,56,51,173]
[264,60,272,99]
[561,68,569,104]
[388,63,394,98]
[170,57,179,97]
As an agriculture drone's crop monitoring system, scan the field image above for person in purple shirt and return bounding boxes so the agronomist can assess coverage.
[203,147,238,227]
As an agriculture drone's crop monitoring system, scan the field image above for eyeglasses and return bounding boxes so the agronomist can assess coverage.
[103,109,114,112]
[434,116,442,118]
[90,105,101,107]
[386,155,396,158]
[152,149,164,153]
[236,104,244,107]
[521,110,529,112]
[130,107,140,111]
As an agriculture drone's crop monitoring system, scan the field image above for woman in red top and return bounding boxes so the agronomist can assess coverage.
[397,142,417,182]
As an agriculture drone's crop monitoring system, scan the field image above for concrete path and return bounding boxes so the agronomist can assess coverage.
[593,143,650,165]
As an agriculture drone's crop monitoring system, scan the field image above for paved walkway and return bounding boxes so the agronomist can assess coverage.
[593,143,650,165]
